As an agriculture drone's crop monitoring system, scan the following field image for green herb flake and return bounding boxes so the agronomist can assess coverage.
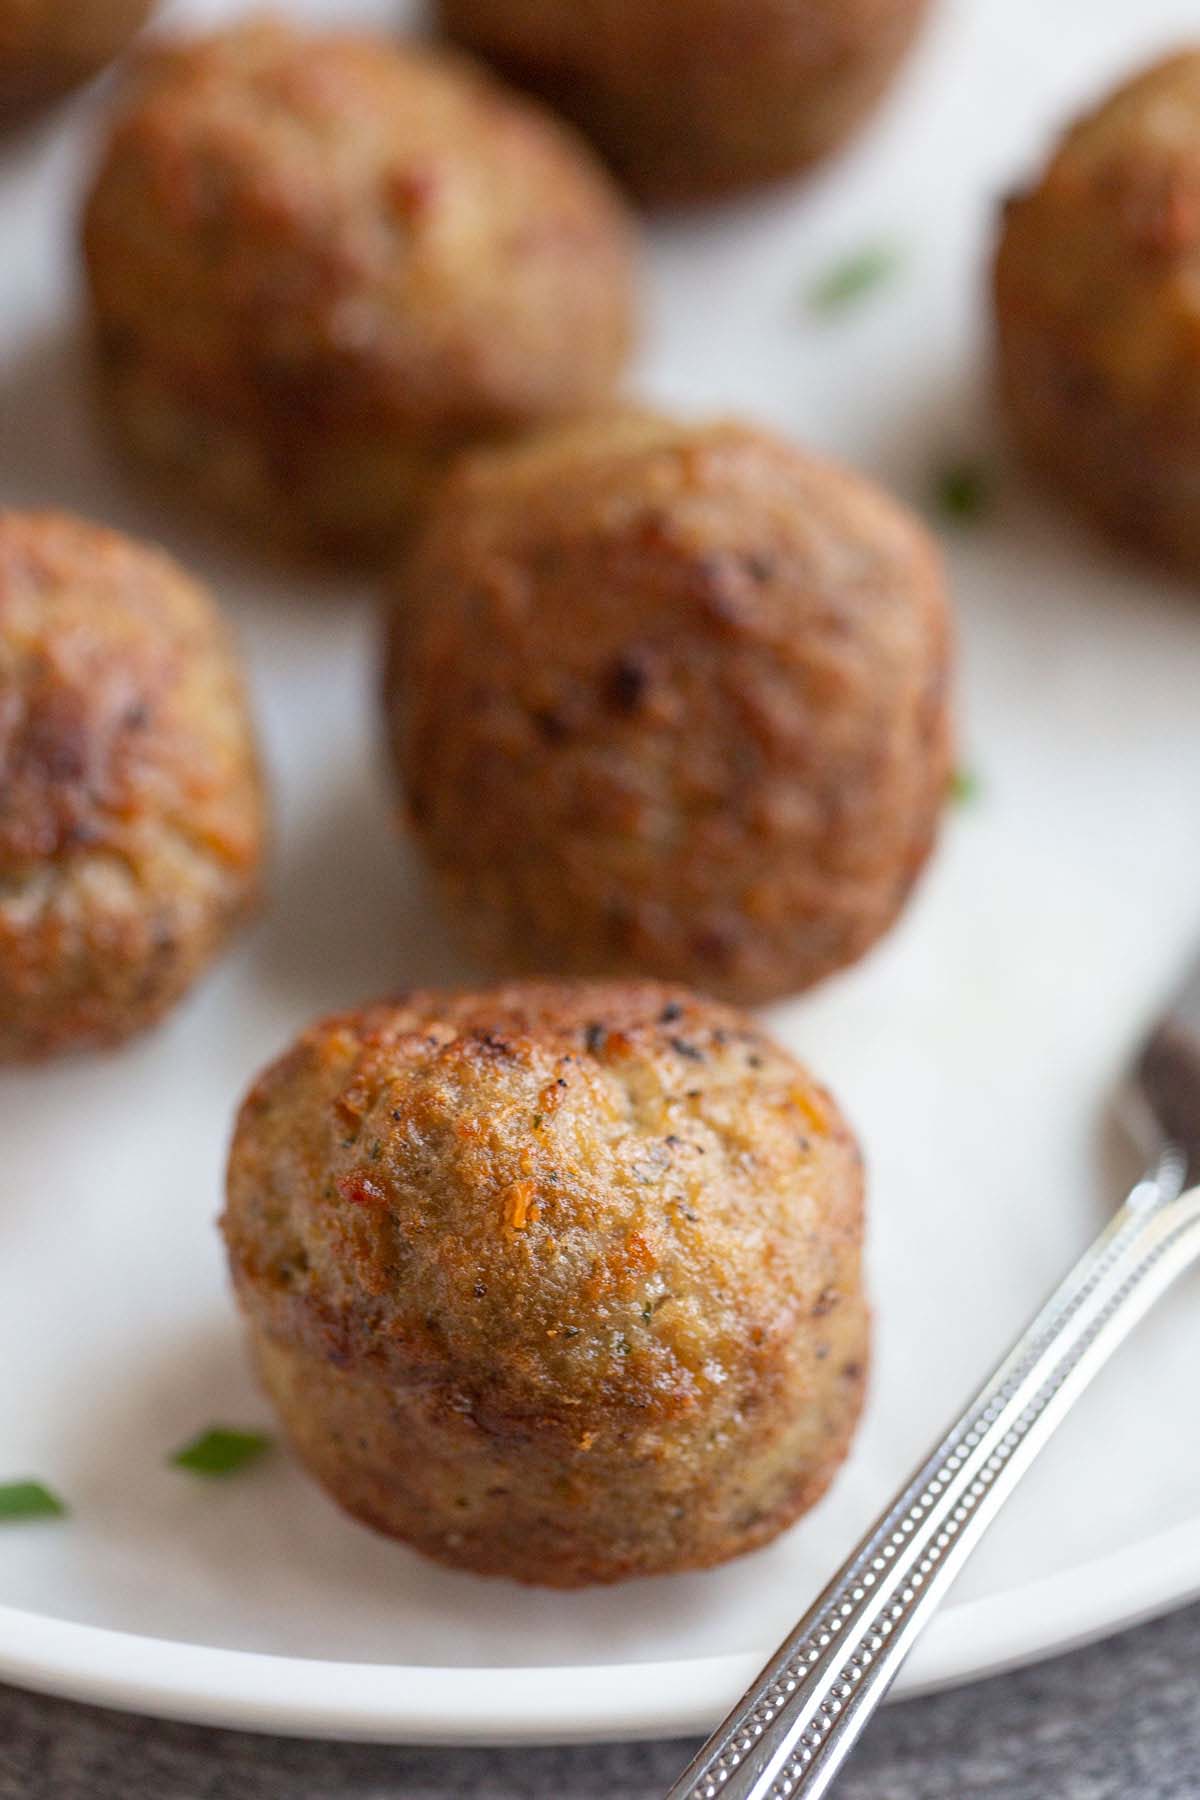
[935,461,992,523]
[171,1427,272,1478]
[949,767,982,807]
[0,1480,67,1521]
[808,244,902,316]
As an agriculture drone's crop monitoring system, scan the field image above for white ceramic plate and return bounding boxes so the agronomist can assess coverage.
[2,0,1200,1748]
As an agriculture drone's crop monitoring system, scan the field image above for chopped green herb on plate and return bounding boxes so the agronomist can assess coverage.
[808,243,902,315]
[935,461,992,523]
[0,1479,67,1520]
[949,767,982,807]
[171,1427,272,1478]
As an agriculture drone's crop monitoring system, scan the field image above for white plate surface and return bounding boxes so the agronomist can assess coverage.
[2,0,1200,1748]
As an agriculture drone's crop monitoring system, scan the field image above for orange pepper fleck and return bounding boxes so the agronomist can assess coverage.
[504,1180,537,1229]
[791,1086,828,1136]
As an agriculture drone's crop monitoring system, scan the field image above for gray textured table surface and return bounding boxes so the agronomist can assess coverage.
[3,1601,1198,1800]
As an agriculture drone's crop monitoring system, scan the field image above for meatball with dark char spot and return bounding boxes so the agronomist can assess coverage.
[384,413,953,1007]
[222,980,869,1586]
[81,18,637,563]
[436,0,931,203]
[995,50,1200,577]
[0,0,155,114]
[0,510,266,1060]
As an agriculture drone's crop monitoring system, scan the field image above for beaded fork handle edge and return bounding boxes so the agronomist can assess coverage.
[663,1168,1200,1800]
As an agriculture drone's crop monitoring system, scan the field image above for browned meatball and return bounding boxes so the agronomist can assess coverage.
[81,19,637,563]
[995,51,1200,577]
[0,511,266,1060]
[0,0,154,114]
[436,0,930,203]
[384,414,952,1007]
[222,981,868,1586]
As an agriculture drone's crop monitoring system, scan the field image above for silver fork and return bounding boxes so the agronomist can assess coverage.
[663,954,1200,1800]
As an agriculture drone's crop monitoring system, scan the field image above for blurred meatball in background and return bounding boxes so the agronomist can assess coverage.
[0,0,155,116]
[223,980,869,1586]
[81,18,638,563]
[384,413,953,1007]
[995,50,1200,578]
[436,0,932,203]
[0,511,266,1060]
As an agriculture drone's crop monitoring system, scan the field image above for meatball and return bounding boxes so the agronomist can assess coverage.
[81,20,637,563]
[0,511,266,1060]
[222,981,868,1586]
[436,0,930,203]
[0,0,154,114]
[385,414,952,1007]
[995,51,1200,577]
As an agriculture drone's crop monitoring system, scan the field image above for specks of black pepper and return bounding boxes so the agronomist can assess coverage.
[604,652,650,715]
[811,1289,839,1318]
[562,1325,580,1339]
[679,1206,700,1223]
[842,1361,864,1382]
[532,1112,543,1130]
[532,707,570,744]
[123,700,150,731]
[670,1037,704,1061]
[556,1076,567,1089]
[713,1028,730,1047]
[473,1280,487,1299]
[616,1335,632,1356]
[367,1140,382,1161]
[747,1053,764,1070]
[474,1032,512,1059]
[391,1109,404,1121]
[686,1087,701,1100]
[658,1001,683,1024]
[641,1303,652,1322]
[815,1343,831,1361]
[664,1134,683,1148]
[796,1135,811,1153]
[584,1022,607,1056]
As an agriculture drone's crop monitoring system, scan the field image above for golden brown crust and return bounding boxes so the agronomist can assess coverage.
[0,510,266,1059]
[436,0,930,202]
[223,980,869,1585]
[0,0,154,112]
[995,50,1200,576]
[385,414,953,1007]
[81,17,638,562]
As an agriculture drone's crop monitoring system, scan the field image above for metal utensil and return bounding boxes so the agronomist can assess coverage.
[664,955,1200,1800]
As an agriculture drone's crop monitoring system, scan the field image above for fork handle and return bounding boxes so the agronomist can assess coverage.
[664,1174,1200,1800]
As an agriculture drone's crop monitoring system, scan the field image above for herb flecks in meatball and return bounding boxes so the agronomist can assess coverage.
[0,510,266,1059]
[385,413,953,1005]
[82,19,637,561]
[222,981,869,1587]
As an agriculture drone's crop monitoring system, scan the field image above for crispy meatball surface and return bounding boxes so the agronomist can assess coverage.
[436,0,930,203]
[223,981,868,1586]
[0,0,154,113]
[82,19,637,562]
[995,50,1200,577]
[0,511,266,1060]
[385,415,952,1007]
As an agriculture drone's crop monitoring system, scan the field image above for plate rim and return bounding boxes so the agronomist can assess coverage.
[1,1515,1198,1744]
